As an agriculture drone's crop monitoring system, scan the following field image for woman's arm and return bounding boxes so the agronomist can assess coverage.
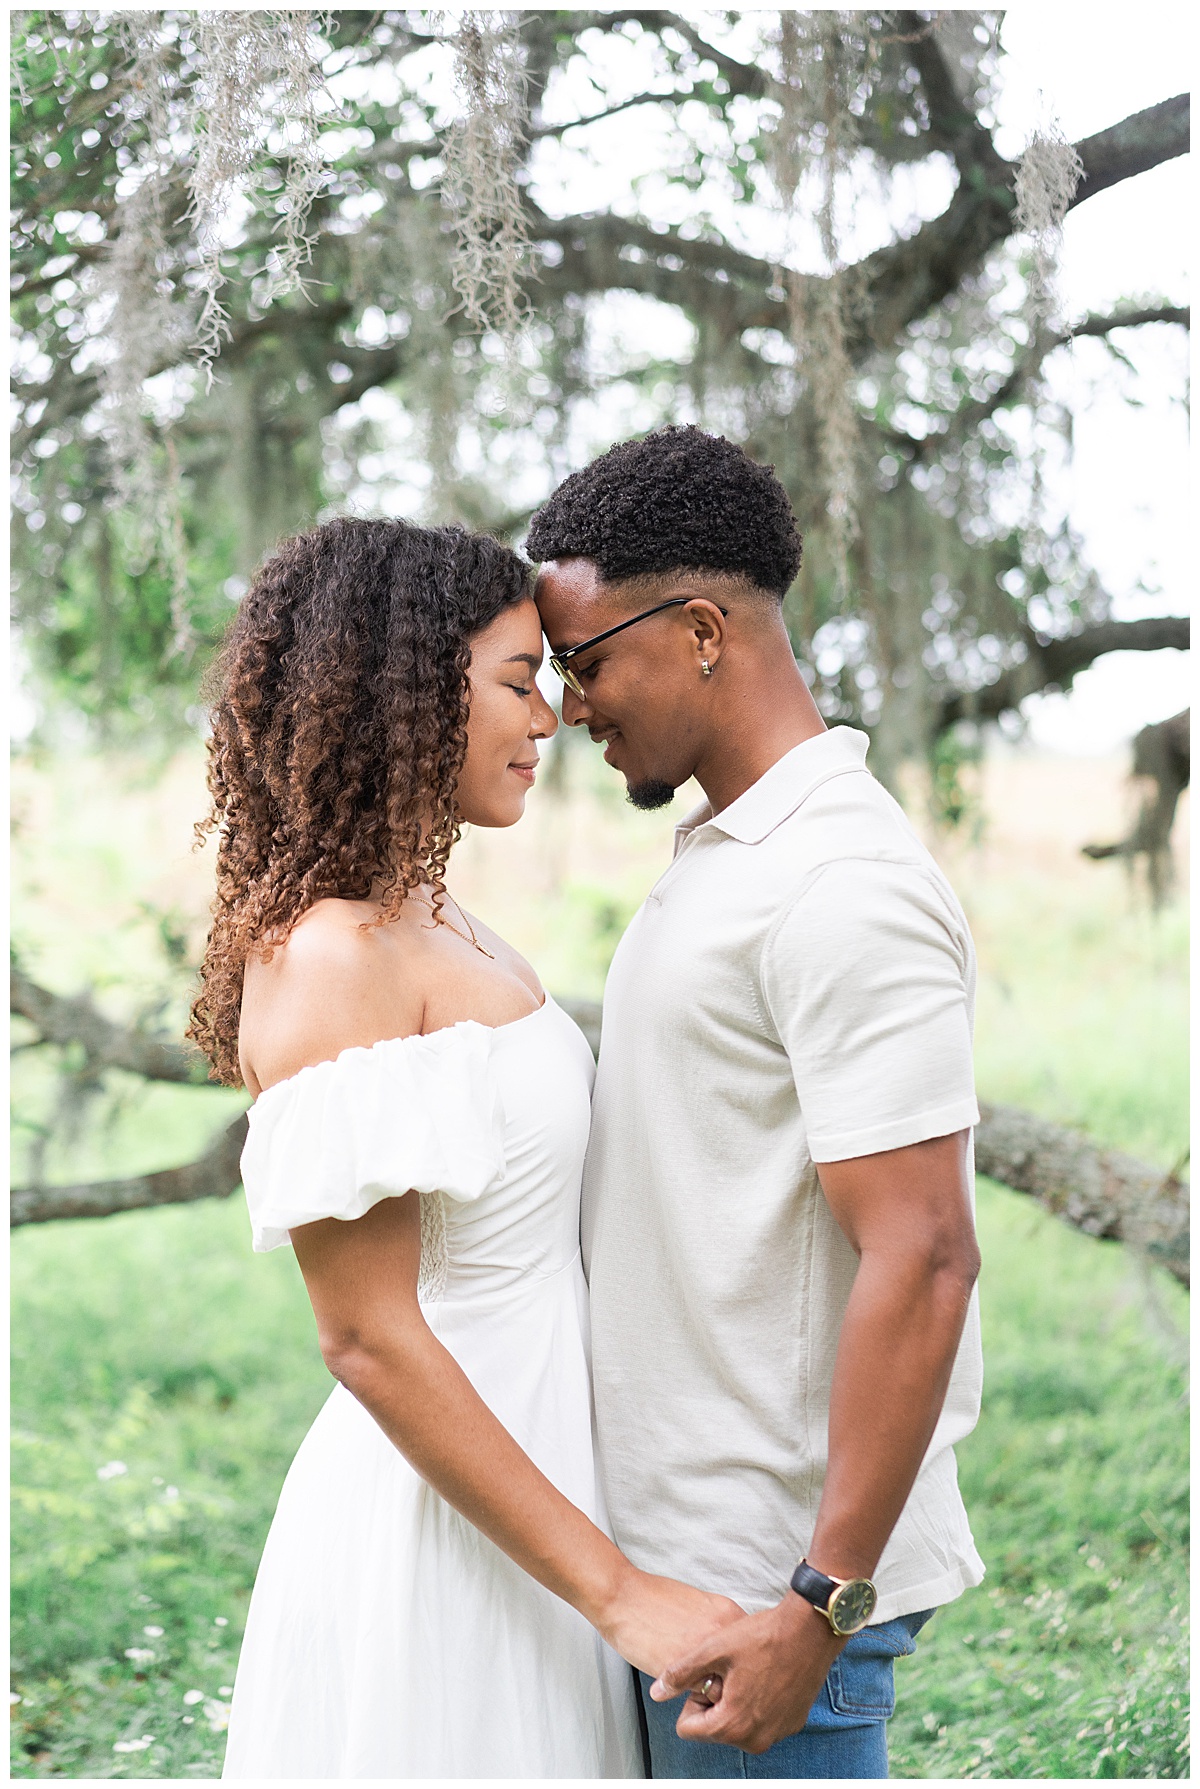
[291,1193,743,1674]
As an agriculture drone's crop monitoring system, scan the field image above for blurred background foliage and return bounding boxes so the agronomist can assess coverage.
[11,9,1187,773]
[9,7,1189,1779]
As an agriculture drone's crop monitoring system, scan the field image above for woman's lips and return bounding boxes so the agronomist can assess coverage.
[510,763,537,783]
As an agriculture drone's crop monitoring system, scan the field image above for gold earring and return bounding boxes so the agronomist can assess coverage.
[701,661,713,676]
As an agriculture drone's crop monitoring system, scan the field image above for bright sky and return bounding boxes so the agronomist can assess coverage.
[986,5,1191,752]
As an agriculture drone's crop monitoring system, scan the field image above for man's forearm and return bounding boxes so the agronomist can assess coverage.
[807,1244,978,1582]
[649,1243,977,1750]
[651,1132,980,1751]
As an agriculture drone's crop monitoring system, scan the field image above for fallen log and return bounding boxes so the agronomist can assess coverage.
[9,1112,249,1228]
[10,996,1189,1290]
[10,961,207,1084]
[557,1002,1189,1285]
[975,1102,1188,1288]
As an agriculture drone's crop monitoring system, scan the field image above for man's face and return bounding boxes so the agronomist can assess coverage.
[534,557,719,809]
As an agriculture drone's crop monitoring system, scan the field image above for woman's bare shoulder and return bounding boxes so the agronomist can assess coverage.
[240,898,428,1095]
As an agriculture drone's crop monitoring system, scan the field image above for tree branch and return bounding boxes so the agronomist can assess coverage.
[575,11,767,99]
[845,95,1189,355]
[975,1103,1188,1288]
[1025,617,1191,687]
[12,239,110,301]
[900,9,1002,164]
[936,616,1191,729]
[890,303,1190,461]
[11,999,1188,1291]
[10,1112,249,1227]
[532,205,786,338]
[529,90,681,141]
[217,298,356,366]
[532,199,776,290]
[529,96,1190,360]
[1070,95,1191,206]
[10,962,208,1085]
[1072,303,1190,337]
[11,358,102,464]
[14,295,401,453]
[319,341,416,414]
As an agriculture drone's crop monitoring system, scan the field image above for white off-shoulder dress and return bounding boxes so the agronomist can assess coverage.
[222,997,643,1779]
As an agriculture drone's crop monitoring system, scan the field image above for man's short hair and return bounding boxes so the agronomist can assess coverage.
[525,425,803,598]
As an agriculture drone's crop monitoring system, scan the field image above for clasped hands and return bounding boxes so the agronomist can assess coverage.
[649,1590,846,1756]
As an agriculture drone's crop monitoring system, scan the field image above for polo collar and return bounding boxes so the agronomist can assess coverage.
[674,727,871,853]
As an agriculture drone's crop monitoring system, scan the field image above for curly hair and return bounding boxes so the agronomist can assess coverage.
[188,515,530,1086]
[525,424,802,597]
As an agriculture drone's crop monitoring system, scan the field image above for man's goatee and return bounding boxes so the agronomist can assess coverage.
[626,778,676,812]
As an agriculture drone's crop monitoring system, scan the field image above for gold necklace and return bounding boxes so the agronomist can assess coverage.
[411,892,495,959]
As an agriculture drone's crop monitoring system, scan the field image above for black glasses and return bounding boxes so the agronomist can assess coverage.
[548,598,728,700]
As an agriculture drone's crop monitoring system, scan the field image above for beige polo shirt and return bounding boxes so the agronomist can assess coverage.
[581,726,985,1622]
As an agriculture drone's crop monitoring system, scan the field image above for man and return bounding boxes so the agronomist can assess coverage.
[528,425,985,1779]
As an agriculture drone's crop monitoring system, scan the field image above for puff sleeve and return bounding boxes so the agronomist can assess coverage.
[240,1021,507,1252]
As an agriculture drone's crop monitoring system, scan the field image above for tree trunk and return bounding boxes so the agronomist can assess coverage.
[1081,710,1190,904]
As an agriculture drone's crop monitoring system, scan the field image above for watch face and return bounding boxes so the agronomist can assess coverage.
[828,1579,877,1635]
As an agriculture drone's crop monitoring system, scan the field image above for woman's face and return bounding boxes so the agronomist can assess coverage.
[455,598,559,827]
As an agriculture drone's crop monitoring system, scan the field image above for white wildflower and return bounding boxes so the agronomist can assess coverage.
[113,1735,155,1752]
[124,1647,156,1664]
[204,1697,232,1732]
[213,1616,229,1627]
[97,1460,128,1480]
[182,1690,205,1706]
[143,1625,164,1637]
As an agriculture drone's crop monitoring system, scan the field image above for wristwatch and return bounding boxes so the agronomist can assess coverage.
[789,1558,878,1636]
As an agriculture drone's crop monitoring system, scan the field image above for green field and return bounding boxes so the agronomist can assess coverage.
[10,743,1190,1778]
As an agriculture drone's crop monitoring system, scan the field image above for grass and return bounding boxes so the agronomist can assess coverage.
[923,749,1190,1170]
[889,1188,1188,1779]
[9,740,1190,1778]
[10,1198,327,1778]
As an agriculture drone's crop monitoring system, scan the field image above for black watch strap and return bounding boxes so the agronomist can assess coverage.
[790,1558,838,1611]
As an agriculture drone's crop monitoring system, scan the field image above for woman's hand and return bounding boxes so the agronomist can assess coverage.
[292,1197,738,1664]
[598,1565,745,1678]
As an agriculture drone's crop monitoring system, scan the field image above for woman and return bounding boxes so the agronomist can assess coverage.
[188,517,740,1779]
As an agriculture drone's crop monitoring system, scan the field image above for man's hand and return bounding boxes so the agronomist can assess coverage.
[649,1591,844,1755]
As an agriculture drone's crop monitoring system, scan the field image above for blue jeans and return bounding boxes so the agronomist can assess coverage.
[636,1610,934,1779]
